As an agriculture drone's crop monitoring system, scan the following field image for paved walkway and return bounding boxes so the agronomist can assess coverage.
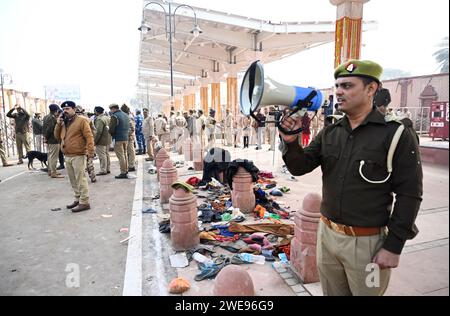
[0,137,448,296]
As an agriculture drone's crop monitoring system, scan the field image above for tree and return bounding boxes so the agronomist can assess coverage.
[433,37,449,73]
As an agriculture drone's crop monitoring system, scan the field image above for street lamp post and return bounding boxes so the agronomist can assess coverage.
[139,1,202,109]
[0,69,12,156]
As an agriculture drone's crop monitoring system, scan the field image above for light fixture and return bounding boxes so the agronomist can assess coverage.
[190,25,203,38]
[138,21,151,35]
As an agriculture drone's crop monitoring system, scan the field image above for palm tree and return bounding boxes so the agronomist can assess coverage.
[433,37,449,73]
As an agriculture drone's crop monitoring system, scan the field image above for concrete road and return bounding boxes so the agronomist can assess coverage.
[0,156,136,296]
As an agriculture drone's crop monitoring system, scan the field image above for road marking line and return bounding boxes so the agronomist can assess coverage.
[0,171,27,184]
[123,156,143,296]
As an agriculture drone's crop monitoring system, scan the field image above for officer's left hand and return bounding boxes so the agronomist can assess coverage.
[373,248,400,269]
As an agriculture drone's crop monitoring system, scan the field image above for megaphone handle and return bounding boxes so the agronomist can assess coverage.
[277,123,303,136]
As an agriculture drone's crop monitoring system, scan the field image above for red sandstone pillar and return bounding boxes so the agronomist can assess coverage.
[155,148,170,181]
[290,193,322,283]
[232,167,256,213]
[159,159,178,204]
[169,185,200,251]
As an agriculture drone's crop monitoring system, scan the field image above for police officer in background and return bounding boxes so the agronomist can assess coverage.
[279,60,423,296]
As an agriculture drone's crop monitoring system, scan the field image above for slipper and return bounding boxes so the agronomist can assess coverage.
[230,254,247,265]
[231,215,245,223]
[270,189,283,197]
[219,245,241,253]
[280,186,291,193]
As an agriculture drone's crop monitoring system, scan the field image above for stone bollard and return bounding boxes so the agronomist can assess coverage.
[213,265,255,296]
[159,159,178,204]
[169,184,199,251]
[183,138,193,162]
[155,148,170,181]
[232,167,256,213]
[192,141,203,171]
[290,193,322,284]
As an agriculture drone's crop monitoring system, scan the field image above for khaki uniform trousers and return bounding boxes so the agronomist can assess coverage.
[127,138,136,169]
[145,138,154,160]
[66,155,89,205]
[0,141,8,164]
[96,145,111,173]
[48,144,60,174]
[16,132,31,159]
[317,221,391,296]
[114,141,128,174]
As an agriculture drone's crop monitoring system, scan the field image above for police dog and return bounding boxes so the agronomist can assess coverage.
[25,151,48,170]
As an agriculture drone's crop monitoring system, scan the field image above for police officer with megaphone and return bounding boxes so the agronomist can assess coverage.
[276,60,423,296]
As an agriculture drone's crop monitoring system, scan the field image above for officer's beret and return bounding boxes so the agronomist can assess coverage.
[334,60,383,83]
[109,104,119,110]
[61,101,76,109]
[94,106,105,114]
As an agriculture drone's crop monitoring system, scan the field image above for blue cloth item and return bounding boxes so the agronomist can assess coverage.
[212,225,235,237]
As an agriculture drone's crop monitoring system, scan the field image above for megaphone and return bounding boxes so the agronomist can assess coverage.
[240,61,324,135]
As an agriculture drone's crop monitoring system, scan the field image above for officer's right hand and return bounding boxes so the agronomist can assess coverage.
[279,115,302,144]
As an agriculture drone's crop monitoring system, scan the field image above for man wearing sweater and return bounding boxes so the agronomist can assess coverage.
[54,101,95,213]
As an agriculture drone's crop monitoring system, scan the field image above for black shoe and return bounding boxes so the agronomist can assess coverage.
[107,171,111,174]
[128,167,136,172]
[72,204,91,213]
[115,174,129,179]
[66,201,79,209]
[96,172,108,176]
[57,165,65,170]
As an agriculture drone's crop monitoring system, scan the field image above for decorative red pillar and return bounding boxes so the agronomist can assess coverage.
[290,193,322,284]
[232,167,256,213]
[159,159,178,204]
[155,148,170,181]
[330,0,369,68]
[169,185,199,251]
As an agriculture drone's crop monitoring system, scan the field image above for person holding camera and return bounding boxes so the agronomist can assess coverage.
[54,101,95,213]
[7,104,31,164]
[279,60,422,296]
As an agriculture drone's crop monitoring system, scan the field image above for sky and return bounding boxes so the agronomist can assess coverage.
[0,0,448,106]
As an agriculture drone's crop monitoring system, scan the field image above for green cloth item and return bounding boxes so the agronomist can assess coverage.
[269,214,281,220]
[221,213,232,222]
[334,60,383,83]
[171,181,195,193]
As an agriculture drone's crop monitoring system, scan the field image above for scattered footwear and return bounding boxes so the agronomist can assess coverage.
[270,189,283,197]
[66,201,79,209]
[3,163,13,167]
[72,204,91,213]
[280,186,291,193]
[17,160,24,165]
